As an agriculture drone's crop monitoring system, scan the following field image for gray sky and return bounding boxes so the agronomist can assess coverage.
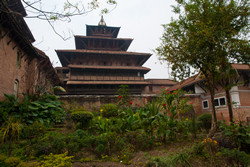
[24,0,177,79]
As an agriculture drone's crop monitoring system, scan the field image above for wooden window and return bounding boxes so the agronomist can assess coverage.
[214,97,226,107]
[219,97,226,106]
[202,100,209,109]
[214,99,219,107]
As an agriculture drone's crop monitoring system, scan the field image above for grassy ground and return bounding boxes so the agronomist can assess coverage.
[72,137,206,167]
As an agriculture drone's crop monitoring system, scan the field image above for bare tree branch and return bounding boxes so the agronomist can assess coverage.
[21,0,117,40]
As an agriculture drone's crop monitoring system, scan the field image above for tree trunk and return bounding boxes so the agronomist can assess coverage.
[209,87,218,135]
[225,89,233,123]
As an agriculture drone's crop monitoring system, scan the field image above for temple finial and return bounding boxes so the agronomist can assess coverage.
[98,15,106,26]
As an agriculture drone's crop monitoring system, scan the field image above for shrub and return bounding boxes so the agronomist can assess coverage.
[219,122,250,153]
[73,129,87,138]
[101,104,118,118]
[22,121,46,139]
[71,110,94,128]
[40,152,74,167]
[25,94,66,124]
[17,161,41,167]
[0,93,66,126]
[35,131,82,156]
[35,131,64,156]
[0,117,22,143]
[0,154,8,167]
[220,148,250,166]
[125,130,154,150]
[197,113,212,133]
[4,157,21,167]
[81,132,120,156]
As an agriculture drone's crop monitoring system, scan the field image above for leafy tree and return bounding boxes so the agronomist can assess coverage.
[156,0,249,131]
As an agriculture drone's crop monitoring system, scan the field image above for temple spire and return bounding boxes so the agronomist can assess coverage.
[98,15,106,26]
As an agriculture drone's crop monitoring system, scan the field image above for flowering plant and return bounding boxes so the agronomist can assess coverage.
[202,137,219,165]
[116,85,131,108]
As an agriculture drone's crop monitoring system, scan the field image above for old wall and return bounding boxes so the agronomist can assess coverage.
[58,95,156,111]
[189,95,203,116]
[28,58,54,94]
[0,26,28,100]
[0,26,55,100]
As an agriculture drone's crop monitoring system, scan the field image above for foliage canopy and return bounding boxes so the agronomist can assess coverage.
[156,0,249,80]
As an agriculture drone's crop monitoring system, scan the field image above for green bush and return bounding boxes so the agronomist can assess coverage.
[220,148,250,166]
[125,130,154,150]
[197,113,212,133]
[4,157,21,167]
[0,154,8,167]
[73,129,87,138]
[71,110,94,128]
[0,93,66,126]
[81,132,120,156]
[35,131,82,156]
[101,104,118,118]
[22,121,47,139]
[40,152,73,167]
[17,161,41,167]
[219,122,250,153]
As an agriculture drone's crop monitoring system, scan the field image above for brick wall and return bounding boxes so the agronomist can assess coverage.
[0,26,27,100]
[0,26,54,100]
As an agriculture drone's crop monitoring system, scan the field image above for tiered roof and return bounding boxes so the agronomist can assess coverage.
[56,17,152,94]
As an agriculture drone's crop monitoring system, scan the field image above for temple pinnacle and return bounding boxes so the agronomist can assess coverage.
[98,15,106,26]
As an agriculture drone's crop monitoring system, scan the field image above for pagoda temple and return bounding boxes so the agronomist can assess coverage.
[56,17,152,95]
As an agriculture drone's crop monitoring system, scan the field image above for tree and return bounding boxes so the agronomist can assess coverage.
[21,0,117,40]
[218,64,239,123]
[156,0,249,132]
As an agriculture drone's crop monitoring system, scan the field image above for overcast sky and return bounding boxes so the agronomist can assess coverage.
[24,0,177,79]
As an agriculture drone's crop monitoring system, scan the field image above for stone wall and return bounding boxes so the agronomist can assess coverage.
[58,94,157,111]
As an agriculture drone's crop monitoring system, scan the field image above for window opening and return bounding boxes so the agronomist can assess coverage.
[214,99,219,107]
[17,50,21,67]
[14,79,19,98]
[202,100,209,109]
[214,97,226,107]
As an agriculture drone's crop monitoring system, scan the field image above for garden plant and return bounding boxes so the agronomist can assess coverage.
[0,87,249,166]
